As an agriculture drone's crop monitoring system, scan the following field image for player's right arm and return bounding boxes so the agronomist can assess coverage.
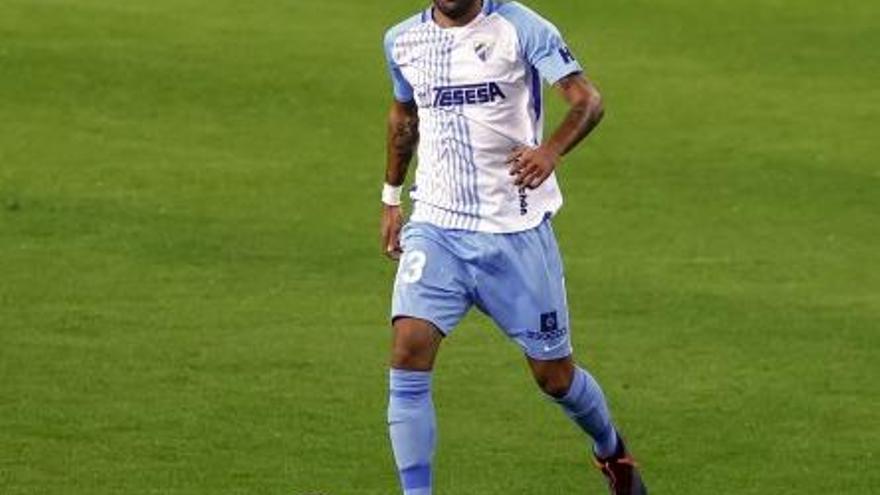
[381,100,419,260]
[381,21,420,260]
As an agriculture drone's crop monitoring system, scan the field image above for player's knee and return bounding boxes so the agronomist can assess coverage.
[530,359,575,398]
[536,374,571,398]
[390,318,442,371]
[390,342,433,370]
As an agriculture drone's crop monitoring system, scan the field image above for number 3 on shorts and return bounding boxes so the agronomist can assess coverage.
[399,250,427,284]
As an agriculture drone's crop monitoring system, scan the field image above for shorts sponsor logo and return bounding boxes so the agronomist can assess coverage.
[541,311,558,332]
[525,311,568,341]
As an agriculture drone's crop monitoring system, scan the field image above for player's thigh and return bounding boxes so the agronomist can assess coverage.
[391,223,473,341]
[475,220,572,360]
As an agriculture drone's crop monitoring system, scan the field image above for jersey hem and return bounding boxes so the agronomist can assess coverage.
[410,200,561,234]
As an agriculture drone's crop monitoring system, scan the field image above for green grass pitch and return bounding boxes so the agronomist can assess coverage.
[1,0,877,493]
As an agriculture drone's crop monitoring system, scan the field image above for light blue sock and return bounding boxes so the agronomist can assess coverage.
[388,369,435,495]
[555,366,619,458]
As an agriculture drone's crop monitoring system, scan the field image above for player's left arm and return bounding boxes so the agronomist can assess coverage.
[508,73,604,188]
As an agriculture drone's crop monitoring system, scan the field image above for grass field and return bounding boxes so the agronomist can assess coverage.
[1,0,878,493]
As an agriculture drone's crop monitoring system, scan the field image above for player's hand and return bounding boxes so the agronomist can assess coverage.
[507,145,560,189]
[381,204,404,260]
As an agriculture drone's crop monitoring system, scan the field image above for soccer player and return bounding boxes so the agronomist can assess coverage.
[379,1,648,494]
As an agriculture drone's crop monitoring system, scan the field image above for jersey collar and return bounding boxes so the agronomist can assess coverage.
[423,1,494,29]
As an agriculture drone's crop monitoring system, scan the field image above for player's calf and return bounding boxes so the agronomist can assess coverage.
[533,359,621,459]
[387,318,444,495]
[388,369,435,495]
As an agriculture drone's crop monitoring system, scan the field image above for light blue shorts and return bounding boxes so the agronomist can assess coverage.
[391,217,572,360]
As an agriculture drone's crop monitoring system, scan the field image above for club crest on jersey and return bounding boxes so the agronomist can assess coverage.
[473,39,495,62]
[432,82,506,107]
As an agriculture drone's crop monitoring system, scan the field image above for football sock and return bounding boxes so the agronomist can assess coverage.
[554,366,619,459]
[388,369,435,495]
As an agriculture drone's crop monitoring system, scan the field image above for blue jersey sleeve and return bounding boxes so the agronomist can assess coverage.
[497,2,583,84]
[383,20,418,102]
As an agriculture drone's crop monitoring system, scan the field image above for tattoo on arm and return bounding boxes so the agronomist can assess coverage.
[385,102,419,186]
[391,116,419,165]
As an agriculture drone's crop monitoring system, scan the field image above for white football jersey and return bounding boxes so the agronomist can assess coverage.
[384,0,583,233]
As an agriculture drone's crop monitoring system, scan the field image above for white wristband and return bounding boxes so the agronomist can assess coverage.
[381,183,403,206]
